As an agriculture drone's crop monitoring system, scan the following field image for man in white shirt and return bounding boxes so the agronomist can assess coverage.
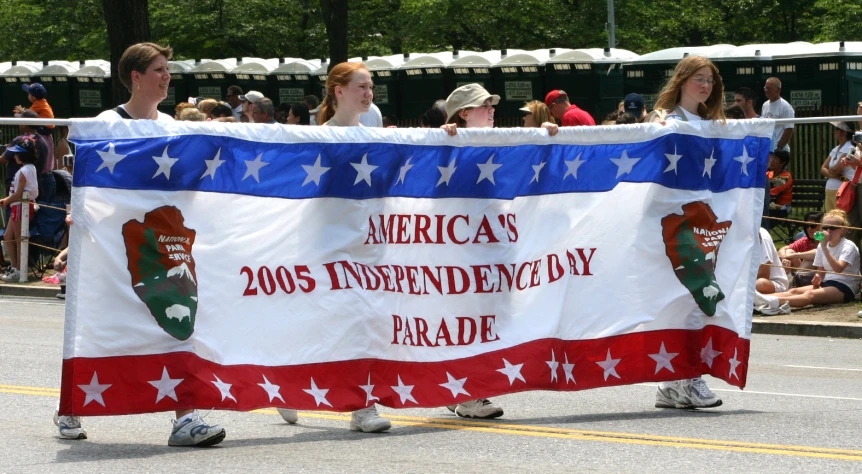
[359,102,383,127]
[226,85,243,121]
[761,77,794,152]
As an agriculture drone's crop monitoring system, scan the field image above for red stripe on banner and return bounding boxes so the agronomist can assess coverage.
[59,326,749,416]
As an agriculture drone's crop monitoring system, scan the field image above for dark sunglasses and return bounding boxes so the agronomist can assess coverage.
[821,225,839,231]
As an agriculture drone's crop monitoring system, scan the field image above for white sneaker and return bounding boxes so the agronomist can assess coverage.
[445,405,457,413]
[454,399,504,419]
[760,301,791,316]
[1,267,20,282]
[753,291,779,312]
[655,378,722,409]
[349,406,391,433]
[168,411,226,447]
[277,408,298,424]
[53,409,87,440]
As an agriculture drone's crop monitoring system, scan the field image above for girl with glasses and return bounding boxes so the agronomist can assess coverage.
[648,55,726,123]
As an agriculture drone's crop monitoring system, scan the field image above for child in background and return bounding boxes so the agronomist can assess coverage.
[0,135,40,282]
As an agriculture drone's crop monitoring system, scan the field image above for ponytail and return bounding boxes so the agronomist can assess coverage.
[318,93,336,124]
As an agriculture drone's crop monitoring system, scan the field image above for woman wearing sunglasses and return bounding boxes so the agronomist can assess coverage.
[756,209,861,315]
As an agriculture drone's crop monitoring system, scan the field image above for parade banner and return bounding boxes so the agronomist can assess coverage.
[61,119,771,416]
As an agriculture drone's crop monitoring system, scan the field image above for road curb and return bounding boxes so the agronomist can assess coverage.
[0,284,61,299]
[752,320,862,339]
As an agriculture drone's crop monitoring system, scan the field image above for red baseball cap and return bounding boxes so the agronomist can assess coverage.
[544,90,567,107]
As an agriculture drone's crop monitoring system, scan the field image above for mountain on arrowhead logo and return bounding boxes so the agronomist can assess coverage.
[661,202,732,316]
[122,206,199,340]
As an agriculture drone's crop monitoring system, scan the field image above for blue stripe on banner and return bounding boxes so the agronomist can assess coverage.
[71,133,770,200]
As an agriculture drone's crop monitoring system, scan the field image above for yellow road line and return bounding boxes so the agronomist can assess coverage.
[6,385,862,461]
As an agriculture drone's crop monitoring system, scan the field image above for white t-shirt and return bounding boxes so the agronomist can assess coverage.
[359,103,383,127]
[759,228,789,290]
[232,104,243,122]
[813,237,861,293]
[10,163,38,200]
[96,105,175,122]
[824,141,856,191]
[760,98,794,152]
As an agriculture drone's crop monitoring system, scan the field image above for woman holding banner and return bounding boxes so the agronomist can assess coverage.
[55,43,227,448]
[649,55,726,410]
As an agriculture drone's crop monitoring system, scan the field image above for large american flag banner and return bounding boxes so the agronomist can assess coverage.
[60,119,771,416]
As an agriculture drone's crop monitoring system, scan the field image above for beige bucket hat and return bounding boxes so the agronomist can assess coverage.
[445,84,500,123]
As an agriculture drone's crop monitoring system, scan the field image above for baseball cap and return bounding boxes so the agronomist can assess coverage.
[624,93,645,114]
[544,90,567,107]
[6,135,36,153]
[22,83,47,99]
[239,91,264,103]
[444,84,500,123]
[519,106,532,113]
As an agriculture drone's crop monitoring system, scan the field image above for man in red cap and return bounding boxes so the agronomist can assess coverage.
[545,90,595,127]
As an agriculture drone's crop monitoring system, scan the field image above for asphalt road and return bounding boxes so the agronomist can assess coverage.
[2,295,862,473]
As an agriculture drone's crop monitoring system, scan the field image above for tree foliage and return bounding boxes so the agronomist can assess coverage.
[0,0,860,62]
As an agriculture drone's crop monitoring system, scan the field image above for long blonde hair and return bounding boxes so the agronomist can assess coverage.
[319,62,369,124]
[522,100,551,127]
[654,55,726,121]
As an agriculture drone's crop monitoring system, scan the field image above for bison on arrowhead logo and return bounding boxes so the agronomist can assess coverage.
[123,206,198,340]
[661,202,732,317]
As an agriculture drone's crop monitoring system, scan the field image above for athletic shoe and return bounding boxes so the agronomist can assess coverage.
[349,406,391,433]
[168,411,226,447]
[655,378,722,409]
[760,301,791,316]
[753,291,780,313]
[56,292,66,300]
[1,267,20,282]
[445,405,456,413]
[277,408,298,424]
[53,409,87,440]
[454,399,504,419]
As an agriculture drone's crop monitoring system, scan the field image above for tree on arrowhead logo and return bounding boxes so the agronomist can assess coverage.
[122,206,199,340]
[661,202,731,317]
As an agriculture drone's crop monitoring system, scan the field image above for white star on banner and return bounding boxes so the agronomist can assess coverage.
[258,375,284,403]
[596,349,622,381]
[243,153,269,183]
[664,144,683,174]
[200,148,225,180]
[95,142,126,174]
[148,367,183,404]
[391,375,418,405]
[733,145,754,176]
[359,373,379,406]
[303,378,332,407]
[530,161,546,184]
[497,358,526,386]
[610,149,640,179]
[728,348,742,380]
[476,154,502,185]
[546,350,559,383]
[78,372,111,407]
[301,154,330,186]
[211,375,236,402]
[152,146,179,180]
[563,354,576,384]
[397,157,414,185]
[701,338,723,368]
[648,342,679,375]
[439,372,470,398]
[351,153,378,186]
[703,148,718,178]
[437,159,457,187]
[564,153,585,180]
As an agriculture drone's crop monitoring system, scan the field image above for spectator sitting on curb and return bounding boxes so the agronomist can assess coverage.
[778,211,822,287]
[756,227,789,295]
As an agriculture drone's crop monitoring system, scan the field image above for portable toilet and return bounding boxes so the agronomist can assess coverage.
[188,58,237,100]
[0,61,43,117]
[361,55,403,118]
[31,61,78,119]
[71,60,111,117]
[712,43,813,109]
[445,50,506,96]
[622,45,737,111]
[491,49,561,122]
[546,48,639,122]
[311,59,330,100]
[227,58,279,102]
[772,41,862,116]
[162,59,195,115]
[267,59,320,107]
[397,51,463,121]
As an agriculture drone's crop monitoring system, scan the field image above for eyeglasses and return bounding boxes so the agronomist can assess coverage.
[822,225,839,231]
[691,77,716,86]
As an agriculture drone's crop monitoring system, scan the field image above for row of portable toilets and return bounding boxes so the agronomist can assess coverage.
[1,42,861,122]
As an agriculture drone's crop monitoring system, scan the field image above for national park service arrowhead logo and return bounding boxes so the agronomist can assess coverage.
[123,206,198,340]
[661,202,731,316]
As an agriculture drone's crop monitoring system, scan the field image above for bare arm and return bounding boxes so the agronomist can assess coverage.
[777,128,793,150]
